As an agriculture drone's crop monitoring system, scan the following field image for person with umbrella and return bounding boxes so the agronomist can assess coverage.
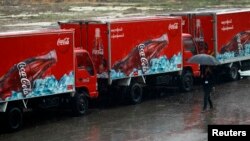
[201,65,214,112]
[188,54,219,112]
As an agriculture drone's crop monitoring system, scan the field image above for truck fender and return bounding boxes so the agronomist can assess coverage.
[116,76,146,87]
[117,78,131,86]
[228,62,233,68]
[228,62,242,68]
[0,102,8,112]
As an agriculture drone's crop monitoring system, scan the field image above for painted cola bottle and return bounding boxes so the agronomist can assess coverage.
[112,34,169,76]
[0,50,57,100]
[221,31,250,56]
[195,19,208,54]
[92,28,105,74]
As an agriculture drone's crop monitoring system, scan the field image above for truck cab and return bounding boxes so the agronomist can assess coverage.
[182,33,200,78]
[177,33,200,92]
[74,48,98,98]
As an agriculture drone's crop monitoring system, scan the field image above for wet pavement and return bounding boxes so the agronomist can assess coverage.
[1,77,250,141]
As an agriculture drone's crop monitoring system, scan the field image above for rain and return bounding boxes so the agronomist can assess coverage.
[1,1,250,141]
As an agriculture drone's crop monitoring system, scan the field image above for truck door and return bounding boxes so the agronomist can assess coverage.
[191,14,214,55]
[75,51,98,98]
[183,36,200,77]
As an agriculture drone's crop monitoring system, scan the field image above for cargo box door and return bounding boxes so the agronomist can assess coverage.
[216,11,250,63]
[87,24,109,79]
[190,14,214,55]
[109,19,183,80]
[0,31,75,102]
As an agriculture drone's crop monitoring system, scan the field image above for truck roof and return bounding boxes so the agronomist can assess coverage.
[59,15,181,25]
[0,29,74,38]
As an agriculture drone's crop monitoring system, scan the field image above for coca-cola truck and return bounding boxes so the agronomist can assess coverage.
[59,16,200,104]
[171,8,250,80]
[0,29,98,131]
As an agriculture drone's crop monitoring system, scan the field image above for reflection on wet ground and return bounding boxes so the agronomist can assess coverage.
[0,77,250,141]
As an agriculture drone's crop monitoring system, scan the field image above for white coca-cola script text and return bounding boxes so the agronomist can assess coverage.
[138,44,149,73]
[17,62,32,96]
[57,38,70,46]
[92,49,104,55]
[168,23,179,30]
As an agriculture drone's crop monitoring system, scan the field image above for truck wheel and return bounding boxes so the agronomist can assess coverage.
[229,65,239,81]
[129,83,143,104]
[5,107,23,132]
[180,71,193,92]
[71,92,88,116]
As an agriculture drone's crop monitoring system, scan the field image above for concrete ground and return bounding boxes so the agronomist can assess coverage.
[0,77,250,141]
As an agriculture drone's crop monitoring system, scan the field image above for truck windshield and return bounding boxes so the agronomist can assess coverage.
[76,53,94,76]
[183,37,197,55]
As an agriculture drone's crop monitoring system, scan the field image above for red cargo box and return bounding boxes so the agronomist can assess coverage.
[60,16,183,83]
[171,9,250,64]
[0,29,75,103]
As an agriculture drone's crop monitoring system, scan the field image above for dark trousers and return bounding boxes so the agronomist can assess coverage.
[203,86,213,110]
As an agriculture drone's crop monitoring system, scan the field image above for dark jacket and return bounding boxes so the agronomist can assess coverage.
[202,71,215,91]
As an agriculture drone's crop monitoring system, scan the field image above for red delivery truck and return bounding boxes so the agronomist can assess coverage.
[59,16,200,104]
[171,8,250,80]
[0,29,98,131]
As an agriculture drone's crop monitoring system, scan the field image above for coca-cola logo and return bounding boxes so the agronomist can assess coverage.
[57,37,70,46]
[17,62,32,96]
[168,23,179,30]
[138,44,149,73]
[92,49,104,55]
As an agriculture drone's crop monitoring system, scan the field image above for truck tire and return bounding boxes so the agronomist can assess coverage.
[129,83,143,104]
[229,64,239,81]
[5,107,23,132]
[180,71,193,92]
[71,92,88,116]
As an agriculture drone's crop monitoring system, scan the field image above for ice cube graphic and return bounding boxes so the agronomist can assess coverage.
[8,91,23,100]
[176,52,182,64]
[110,70,116,79]
[59,74,70,92]
[7,71,74,101]
[110,52,182,79]
[244,44,250,55]
[157,56,167,72]
[164,60,171,72]
[150,58,159,73]
[117,70,126,78]
[110,69,126,79]
[42,75,58,94]
[33,78,45,96]
[170,54,178,69]
[229,42,250,57]
[217,51,235,62]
